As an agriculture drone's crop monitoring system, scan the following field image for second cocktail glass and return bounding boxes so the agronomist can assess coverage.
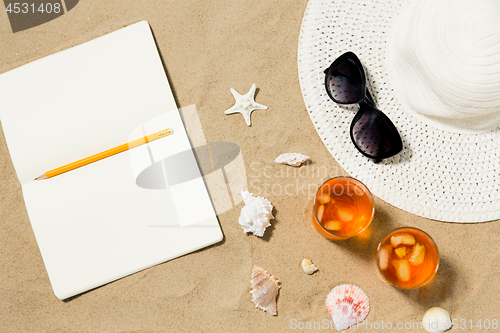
[375,227,440,289]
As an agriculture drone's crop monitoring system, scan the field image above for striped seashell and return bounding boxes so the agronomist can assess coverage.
[325,284,370,331]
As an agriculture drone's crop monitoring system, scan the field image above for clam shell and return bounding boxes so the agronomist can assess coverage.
[422,307,452,333]
[274,153,310,166]
[250,266,280,315]
[325,284,370,332]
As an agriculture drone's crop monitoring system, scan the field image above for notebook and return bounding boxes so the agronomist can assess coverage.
[0,21,223,299]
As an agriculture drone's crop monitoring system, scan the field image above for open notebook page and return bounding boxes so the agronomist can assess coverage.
[0,21,222,299]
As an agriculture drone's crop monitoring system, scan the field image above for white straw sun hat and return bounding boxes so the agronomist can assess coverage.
[298,0,500,222]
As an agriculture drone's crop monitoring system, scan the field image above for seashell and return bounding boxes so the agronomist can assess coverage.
[238,190,274,237]
[326,284,370,332]
[250,266,281,315]
[274,153,310,166]
[301,259,318,275]
[422,307,452,333]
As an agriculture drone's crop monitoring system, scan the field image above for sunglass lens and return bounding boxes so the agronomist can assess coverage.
[325,57,364,104]
[350,105,403,159]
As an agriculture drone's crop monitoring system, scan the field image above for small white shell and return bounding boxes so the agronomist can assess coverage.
[326,284,370,331]
[238,190,274,237]
[274,153,310,166]
[250,266,281,315]
[301,259,318,275]
[422,307,452,333]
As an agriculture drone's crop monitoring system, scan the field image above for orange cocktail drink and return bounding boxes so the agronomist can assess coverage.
[375,227,439,289]
[312,177,375,240]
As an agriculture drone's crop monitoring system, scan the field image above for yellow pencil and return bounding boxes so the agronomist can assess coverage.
[35,128,173,180]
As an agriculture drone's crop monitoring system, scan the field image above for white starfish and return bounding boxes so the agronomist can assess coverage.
[224,84,268,126]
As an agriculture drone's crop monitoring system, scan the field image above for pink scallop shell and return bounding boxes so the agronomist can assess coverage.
[326,284,370,331]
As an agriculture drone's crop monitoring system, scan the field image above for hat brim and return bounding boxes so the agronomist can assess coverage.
[297,0,500,222]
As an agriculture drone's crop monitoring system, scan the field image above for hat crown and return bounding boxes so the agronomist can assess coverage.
[388,0,500,133]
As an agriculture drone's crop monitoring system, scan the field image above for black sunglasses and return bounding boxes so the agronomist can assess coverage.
[324,52,402,162]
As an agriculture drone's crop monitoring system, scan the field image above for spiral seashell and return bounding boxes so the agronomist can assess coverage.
[274,153,310,166]
[238,190,274,237]
[325,284,370,331]
[250,266,280,315]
